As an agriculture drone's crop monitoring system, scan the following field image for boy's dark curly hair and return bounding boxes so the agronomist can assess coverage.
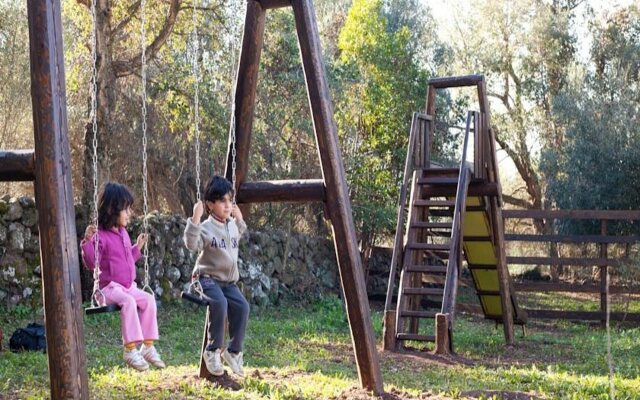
[97,182,134,229]
[203,175,233,205]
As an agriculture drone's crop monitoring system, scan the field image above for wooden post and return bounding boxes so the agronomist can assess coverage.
[198,311,212,379]
[292,0,383,394]
[225,0,267,193]
[383,310,397,351]
[600,220,609,327]
[434,313,450,354]
[27,1,89,398]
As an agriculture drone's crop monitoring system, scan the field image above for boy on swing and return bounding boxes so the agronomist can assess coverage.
[184,175,249,377]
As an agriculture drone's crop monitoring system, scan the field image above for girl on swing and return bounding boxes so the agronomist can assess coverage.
[81,182,165,371]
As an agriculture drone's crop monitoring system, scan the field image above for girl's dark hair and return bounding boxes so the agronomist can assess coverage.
[203,175,233,203]
[97,182,134,229]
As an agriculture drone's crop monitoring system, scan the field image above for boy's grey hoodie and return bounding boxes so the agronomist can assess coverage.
[183,216,247,283]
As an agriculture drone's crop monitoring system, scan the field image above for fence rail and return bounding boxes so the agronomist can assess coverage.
[503,209,640,324]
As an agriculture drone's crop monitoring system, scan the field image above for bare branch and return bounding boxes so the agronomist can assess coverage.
[503,194,532,209]
[113,0,181,78]
[113,1,142,35]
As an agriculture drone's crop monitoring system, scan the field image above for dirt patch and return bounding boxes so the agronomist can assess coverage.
[143,371,243,393]
[334,386,451,399]
[383,347,477,368]
[462,390,545,399]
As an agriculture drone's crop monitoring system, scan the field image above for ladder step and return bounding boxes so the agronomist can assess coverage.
[410,221,452,229]
[463,235,492,242]
[413,199,455,207]
[406,243,450,251]
[417,177,458,185]
[396,333,436,342]
[428,209,454,217]
[404,265,448,274]
[476,290,501,296]
[422,167,459,176]
[403,287,445,296]
[400,310,438,318]
[468,264,497,270]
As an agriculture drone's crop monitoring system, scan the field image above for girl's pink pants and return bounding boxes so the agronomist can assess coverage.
[103,281,159,345]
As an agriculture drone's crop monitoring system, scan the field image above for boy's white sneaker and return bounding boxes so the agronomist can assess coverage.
[203,348,224,376]
[123,349,150,371]
[222,349,244,377]
[140,345,166,368]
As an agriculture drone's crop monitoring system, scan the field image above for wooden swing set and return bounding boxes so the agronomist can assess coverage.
[0,1,383,398]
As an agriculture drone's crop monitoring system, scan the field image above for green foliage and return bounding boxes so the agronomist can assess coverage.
[335,0,431,241]
[0,2,32,149]
[542,5,640,235]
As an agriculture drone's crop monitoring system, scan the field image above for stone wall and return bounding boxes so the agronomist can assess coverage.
[0,196,391,308]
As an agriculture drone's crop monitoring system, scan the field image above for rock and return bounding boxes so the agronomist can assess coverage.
[175,247,185,264]
[5,201,23,222]
[0,224,6,242]
[23,287,33,298]
[248,262,261,280]
[10,294,21,305]
[166,266,181,283]
[17,197,35,208]
[8,223,25,250]
[2,266,16,280]
[259,274,271,291]
[0,199,8,216]
[251,284,269,307]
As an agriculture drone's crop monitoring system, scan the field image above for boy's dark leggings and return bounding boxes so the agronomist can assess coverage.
[200,277,249,353]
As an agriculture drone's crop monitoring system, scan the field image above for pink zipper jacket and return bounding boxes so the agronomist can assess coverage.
[81,227,141,289]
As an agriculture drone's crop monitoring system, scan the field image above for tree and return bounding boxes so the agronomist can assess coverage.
[0,3,34,195]
[336,0,436,258]
[63,0,181,206]
[542,5,640,235]
[63,0,236,214]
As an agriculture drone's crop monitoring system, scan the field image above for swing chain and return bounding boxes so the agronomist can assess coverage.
[140,0,152,294]
[229,1,244,205]
[89,0,103,307]
[192,0,202,202]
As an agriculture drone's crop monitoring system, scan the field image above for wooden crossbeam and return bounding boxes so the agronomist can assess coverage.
[0,150,35,182]
[236,179,325,203]
[505,233,640,244]
[428,74,484,89]
[257,0,291,9]
[503,209,640,220]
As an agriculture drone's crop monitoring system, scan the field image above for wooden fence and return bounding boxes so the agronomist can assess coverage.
[503,209,640,323]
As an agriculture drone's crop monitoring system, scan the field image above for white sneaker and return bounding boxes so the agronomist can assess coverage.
[222,349,244,377]
[123,349,149,371]
[140,345,166,368]
[203,348,224,376]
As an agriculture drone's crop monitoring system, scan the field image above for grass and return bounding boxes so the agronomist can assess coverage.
[1,295,640,399]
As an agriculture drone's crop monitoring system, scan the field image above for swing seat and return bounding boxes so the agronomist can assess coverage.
[85,304,121,315]
[181,291,208,306]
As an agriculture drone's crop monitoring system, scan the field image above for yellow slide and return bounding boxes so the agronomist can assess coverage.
[461,197,526,323]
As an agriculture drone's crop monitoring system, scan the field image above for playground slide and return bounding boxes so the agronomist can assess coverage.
[461,196,526,324]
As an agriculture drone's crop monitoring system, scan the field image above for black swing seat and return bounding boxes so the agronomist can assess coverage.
[181,291,208,306]
[85,303,121,315]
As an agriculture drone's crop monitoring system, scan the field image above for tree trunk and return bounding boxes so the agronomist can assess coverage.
[81,0,117,208]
